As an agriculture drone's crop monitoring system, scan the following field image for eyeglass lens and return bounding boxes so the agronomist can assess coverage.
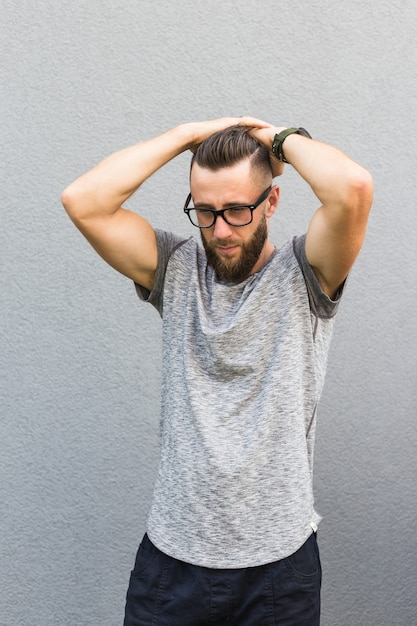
[190,207,252,227]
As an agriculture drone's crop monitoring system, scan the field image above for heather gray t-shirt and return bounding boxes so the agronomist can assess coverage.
[136,230,343,568]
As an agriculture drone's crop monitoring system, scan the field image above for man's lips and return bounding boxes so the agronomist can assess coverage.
[212,241,241,256]
[216,245,240,255]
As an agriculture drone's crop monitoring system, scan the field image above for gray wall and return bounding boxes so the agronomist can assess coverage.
[2,1,416,624]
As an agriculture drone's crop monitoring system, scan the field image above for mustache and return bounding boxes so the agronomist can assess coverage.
[209,238,242,248]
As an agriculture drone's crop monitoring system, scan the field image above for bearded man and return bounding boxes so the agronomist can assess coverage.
[62,116,373,625]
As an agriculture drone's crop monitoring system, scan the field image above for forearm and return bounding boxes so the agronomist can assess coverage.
[281,133,372,212]
[62,115,267,222]
[62,124,193,222]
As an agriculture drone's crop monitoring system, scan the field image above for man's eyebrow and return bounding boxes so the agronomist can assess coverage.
[194,199,249,209]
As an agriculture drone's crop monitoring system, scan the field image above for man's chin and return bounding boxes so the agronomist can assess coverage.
[208,251,253,283]
[215,248,241,264]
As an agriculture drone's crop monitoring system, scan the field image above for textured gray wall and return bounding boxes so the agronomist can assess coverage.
[2,1,416,624]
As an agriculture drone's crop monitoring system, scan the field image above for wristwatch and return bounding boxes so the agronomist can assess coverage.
[271,127,312,163]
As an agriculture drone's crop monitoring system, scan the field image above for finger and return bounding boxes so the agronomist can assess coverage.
[236,116,272,129]
[248,126,274,145]
[270,160,285,177]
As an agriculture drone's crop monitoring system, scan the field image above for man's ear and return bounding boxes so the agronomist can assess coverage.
[266,185,280,218]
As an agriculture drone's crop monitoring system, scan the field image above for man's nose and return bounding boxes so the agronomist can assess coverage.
[213,215,233,239]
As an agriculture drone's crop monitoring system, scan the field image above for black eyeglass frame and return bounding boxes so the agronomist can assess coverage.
[183,185,272,229]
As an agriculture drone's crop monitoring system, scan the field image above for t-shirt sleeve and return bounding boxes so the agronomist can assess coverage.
[293,234,345,319]
[134,229,189,316]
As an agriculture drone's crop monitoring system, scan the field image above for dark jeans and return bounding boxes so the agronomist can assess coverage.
[124,533,321,626]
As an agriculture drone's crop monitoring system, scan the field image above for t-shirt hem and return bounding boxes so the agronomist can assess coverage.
[146,515,322,569]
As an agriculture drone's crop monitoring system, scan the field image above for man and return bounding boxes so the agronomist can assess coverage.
[62,116,373,625]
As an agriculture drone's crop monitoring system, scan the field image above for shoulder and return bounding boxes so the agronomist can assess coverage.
[154,229,192,256]
[134,230,200,312]
[154,229,203,271]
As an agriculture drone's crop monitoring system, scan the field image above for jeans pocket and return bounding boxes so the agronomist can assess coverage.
[124,536,172,625]
[285,533,321,578]
[130,534,162,579]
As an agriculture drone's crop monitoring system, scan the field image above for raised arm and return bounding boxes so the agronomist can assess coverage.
[250,127,374,298]
[61,117,270,290]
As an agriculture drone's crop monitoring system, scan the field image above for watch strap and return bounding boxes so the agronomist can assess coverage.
[272,127,312,163]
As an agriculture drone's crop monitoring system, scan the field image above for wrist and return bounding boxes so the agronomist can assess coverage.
[272,127,312,163]
[171,123,196,152]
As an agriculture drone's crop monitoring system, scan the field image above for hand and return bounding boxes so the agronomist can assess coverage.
[184,116,272,153]
[249,126,287,178]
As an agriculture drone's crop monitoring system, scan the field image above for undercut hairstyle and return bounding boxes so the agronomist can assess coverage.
[191,125,272,181]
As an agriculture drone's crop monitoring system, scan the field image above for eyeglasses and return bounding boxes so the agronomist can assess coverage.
[183,186,272,229]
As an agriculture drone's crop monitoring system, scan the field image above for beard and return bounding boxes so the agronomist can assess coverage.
[201,213,268,283]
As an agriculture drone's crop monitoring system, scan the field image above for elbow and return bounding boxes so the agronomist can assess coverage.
[355,167,373,198]
[345,167,374,216]
[61,182,91,225]
[61,186,73,213]
[61,183,79,219]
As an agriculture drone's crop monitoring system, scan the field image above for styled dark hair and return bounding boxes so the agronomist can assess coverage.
[191,125,271,179]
